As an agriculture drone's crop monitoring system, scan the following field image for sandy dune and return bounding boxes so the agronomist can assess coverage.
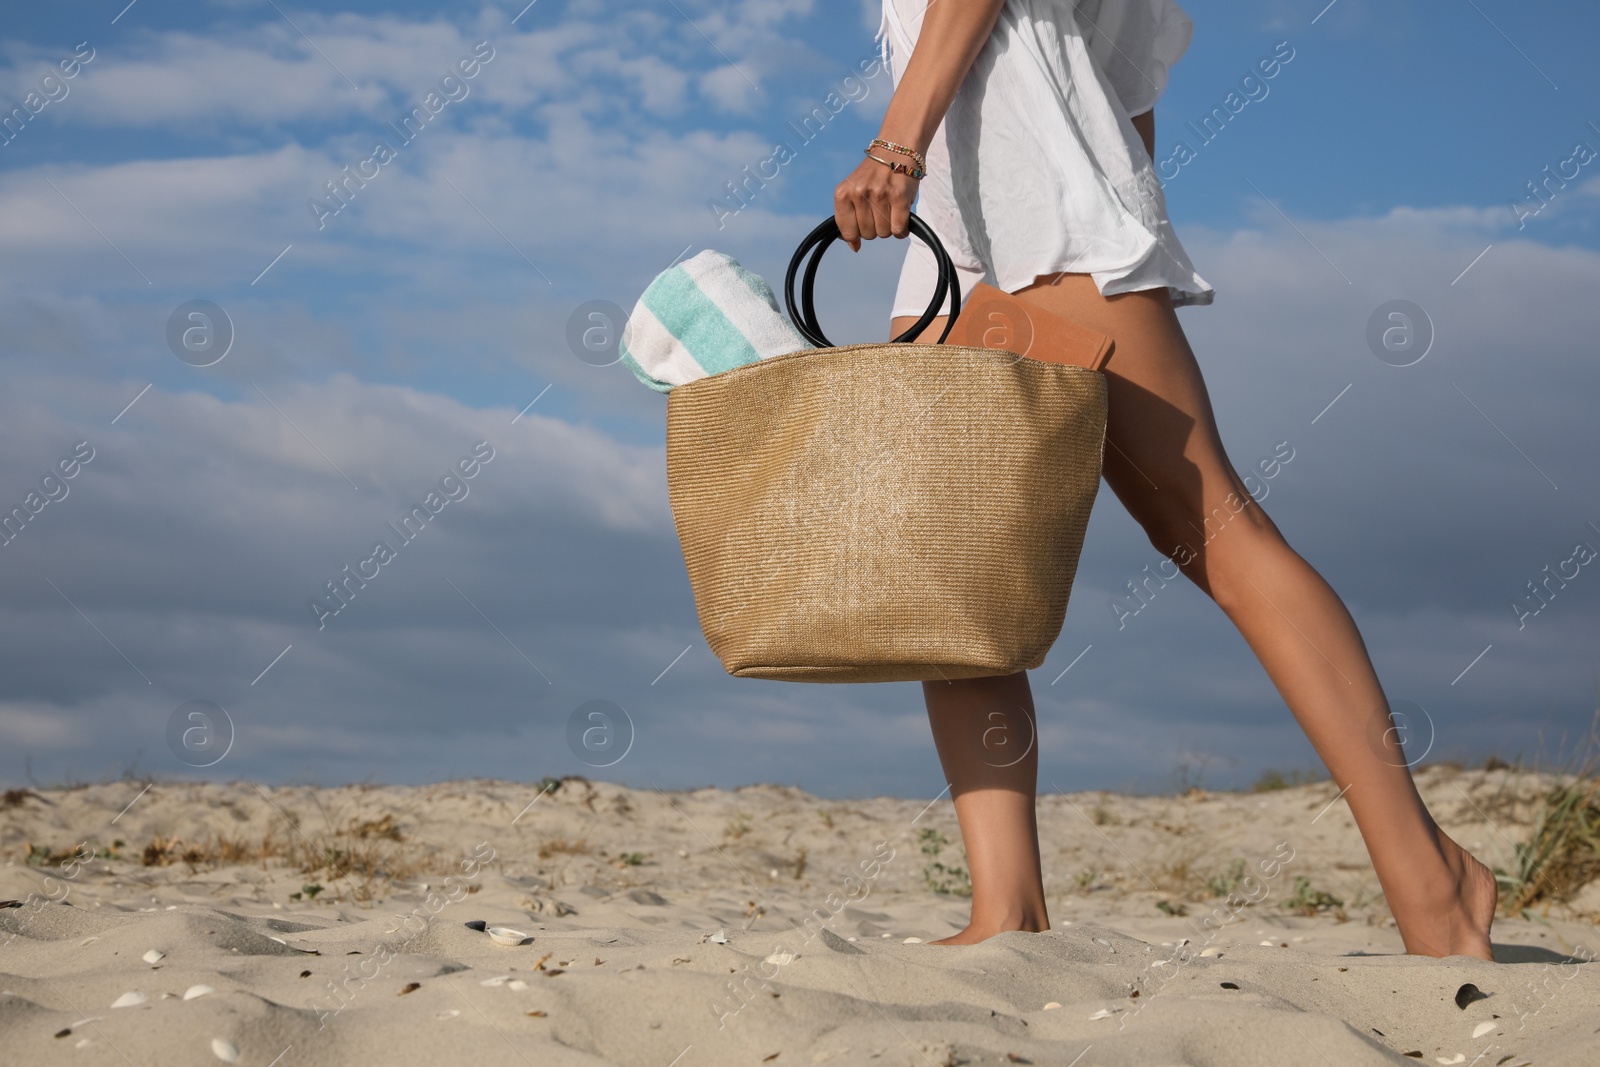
[2,767,1596,1066]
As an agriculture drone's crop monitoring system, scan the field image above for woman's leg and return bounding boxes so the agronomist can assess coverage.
[890,279,1497,960]
[922,671,1050,944]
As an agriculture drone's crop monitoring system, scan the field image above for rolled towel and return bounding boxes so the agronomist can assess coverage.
[619,250,810,393]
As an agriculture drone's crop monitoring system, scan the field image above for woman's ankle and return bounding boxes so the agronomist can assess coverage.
[969,900,1049,934]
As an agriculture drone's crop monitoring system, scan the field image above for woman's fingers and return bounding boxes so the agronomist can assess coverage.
[833,180,862,251]
[855,188,884,244]
[834,158,917,250]
[889,189,912,239]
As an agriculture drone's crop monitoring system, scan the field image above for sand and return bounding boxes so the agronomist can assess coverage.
[2,766,1596,1066]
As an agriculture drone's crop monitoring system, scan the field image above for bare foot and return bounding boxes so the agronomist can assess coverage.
[930,916,1048,945]
[1392,834,1497,961]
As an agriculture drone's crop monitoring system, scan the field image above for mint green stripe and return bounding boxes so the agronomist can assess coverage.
[640,268,759,377]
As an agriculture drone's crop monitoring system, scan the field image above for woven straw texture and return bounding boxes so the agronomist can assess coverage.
[665,341,1107,683]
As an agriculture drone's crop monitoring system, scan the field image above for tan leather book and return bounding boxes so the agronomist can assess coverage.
[943,281,1115,371]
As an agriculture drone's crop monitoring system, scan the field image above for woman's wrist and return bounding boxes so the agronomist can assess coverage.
[869,137,926,172]
[875,116,933,162]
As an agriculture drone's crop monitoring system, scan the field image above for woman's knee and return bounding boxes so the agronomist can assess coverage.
[1136,493,1285,592]
[1182,489,1277,550]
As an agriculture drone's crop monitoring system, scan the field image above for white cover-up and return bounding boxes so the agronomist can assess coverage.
[876,0,1215,319]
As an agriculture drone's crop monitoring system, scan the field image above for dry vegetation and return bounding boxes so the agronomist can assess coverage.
[13,796,465,904]
[536,836,591,859]
[1429,710,1600,919]
[1496,771,1600,915]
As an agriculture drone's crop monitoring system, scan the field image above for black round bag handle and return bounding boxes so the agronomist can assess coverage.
[783,212,962,348]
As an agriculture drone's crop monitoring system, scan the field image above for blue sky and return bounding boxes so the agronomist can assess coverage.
[1,0,1597,799]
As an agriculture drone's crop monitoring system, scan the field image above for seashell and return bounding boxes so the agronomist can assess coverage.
[436,1009,461,1019]
[1435,1056,1465,1065]
[708,929,728,944]
[479,976,509,987]
[143,949,165,964]
[464,920,487,932]
[110,992,147,1009]
[1088,1008,1115,1020]
[184,985,216,1001]
[1199,947,1222,957]
[1043,1002,1062,1011]
[211,1037,240,1062]
[487,927,531,946]
[79,937,99,946]
[764,950,798,965]
[902,937,921,944]
[1471,1022,1496,1039]
[506,979,528,991]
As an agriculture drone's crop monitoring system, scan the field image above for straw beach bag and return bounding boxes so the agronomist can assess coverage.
[664,214,1108,683]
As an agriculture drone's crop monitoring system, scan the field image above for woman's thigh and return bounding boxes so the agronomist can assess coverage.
[890,271,1278,586]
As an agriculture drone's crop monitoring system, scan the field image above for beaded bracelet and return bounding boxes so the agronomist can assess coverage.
[869,137,927,173]
[864,149,925,181]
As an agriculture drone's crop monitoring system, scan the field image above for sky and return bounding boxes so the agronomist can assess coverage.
[0,0,1597,801]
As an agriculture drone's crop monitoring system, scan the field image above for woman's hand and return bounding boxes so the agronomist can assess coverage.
[833,151,920,251]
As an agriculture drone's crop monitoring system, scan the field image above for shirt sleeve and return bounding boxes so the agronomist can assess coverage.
[1142,0,1194,111]
[1081,0,1194,118]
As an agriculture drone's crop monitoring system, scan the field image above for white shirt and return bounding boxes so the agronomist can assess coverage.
[877,0,1215,316]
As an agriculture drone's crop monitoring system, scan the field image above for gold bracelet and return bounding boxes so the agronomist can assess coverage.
[864,149,925,180]
[869,137,926,173]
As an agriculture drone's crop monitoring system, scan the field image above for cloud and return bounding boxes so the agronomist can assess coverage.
[0,1,831,130]
[0,703,80,747]
[698,64,761,114]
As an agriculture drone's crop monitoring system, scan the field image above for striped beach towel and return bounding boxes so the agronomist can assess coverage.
[620,250,810,393]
